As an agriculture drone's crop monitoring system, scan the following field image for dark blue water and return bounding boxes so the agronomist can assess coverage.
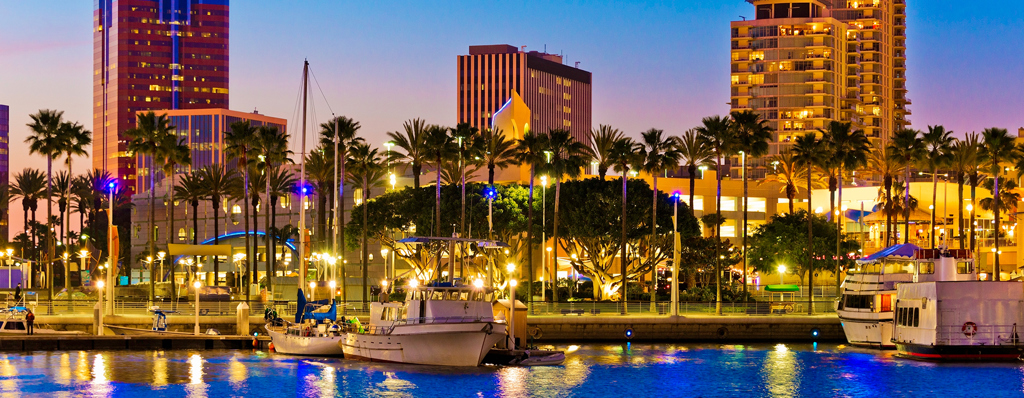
[1,343,1022,397]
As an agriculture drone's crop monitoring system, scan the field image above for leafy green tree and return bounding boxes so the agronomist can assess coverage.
[677,236,742,296]
[748,211,860,310]
[609,137,643,308]
[545,129,593,302]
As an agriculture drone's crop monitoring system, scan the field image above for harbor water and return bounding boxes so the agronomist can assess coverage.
[3,343,1024,397]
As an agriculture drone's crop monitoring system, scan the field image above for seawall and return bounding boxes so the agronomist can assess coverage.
[527,315,843,342]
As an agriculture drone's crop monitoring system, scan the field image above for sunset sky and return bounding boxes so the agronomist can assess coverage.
[1,1,1022,233]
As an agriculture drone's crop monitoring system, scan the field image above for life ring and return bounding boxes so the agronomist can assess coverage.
[962,322,978,337]
[529,327,542,339]
[482,323,494,335]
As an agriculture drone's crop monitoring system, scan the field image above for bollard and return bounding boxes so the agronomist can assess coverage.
[93,301,102,336]
[236,302,250,336]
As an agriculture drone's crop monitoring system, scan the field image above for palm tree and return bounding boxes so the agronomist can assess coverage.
[514,131,550,301]
[481,127,518,186]
[159,133,191,265]
[256,125,293,294]
[26,109,65,292]
[57,120,91,249]
[11,168,47,283]
[173,170,206,282]
[245,169,267,288]
[52,171,73,249]
[791,134,825,314]
[590,125,624,180]
[888,128,925,243]
[304,147,333,252]
[639,128,681,306]
[548,129,593,302]
[958,133,985,251]
[125,111,175,300]
[866,145,904,246]
[266,168,297,294]
[346,143,385,308]
[760,152,819,214]
[731,110,773,298]
[695,115,734,315]
[920,125,955,248]
[609,137,642,308]
[423,125,455,238]
[387,118,428,188]
[320,116,362,264]
[199,164,240,286]
[224,121,260,299]
[973,127,1014,280]
[948,136,976,250]
[822,121,870,295]
[451,123,483,247]
[676,129,712,213]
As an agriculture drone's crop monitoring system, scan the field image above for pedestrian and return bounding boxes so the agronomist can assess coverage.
[25,310,34,335]
[14,283,21,303]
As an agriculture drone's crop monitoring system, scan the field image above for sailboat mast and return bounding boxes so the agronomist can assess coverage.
[298,60,309,291]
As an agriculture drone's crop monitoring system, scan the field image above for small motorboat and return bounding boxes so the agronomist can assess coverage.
[483,349,566,366]
[0,306,84,335]
[266,289,346,356]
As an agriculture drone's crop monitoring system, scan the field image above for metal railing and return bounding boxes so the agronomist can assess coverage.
[528,301,835,316]
[935,324,1021,346]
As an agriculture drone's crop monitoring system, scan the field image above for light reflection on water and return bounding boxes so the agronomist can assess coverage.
[0,344,1023,397]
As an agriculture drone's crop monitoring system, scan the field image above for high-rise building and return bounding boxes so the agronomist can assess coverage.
[730,0,908,157]
[0,104,8,241]
[135,108,286,193]
[94,0,230,194]
[457,45,592,143]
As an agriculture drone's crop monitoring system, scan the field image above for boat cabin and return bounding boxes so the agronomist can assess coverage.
[369,286,496,330]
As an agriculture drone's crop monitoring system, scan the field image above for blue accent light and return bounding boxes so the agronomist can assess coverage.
[483,186,498,200]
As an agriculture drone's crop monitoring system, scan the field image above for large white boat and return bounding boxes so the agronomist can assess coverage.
[837,244,974,348]
[266,290,346,356]
[339,285,506,367]
[893,249,1024,361]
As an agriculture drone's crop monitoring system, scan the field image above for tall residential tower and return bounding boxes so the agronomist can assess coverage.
[458,45,592,143]
[730,0,908,156]
[93,0,230,193]
[0,104,8,241]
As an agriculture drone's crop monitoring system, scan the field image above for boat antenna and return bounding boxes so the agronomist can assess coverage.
[298,59,309,291]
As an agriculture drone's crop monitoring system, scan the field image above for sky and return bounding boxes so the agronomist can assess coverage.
[0,0,1023,235]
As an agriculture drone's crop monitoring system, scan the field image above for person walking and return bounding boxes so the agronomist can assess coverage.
[14,283,21,303]
[25,310,35,335]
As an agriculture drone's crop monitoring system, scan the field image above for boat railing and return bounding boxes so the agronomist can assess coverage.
[934,324,1022,346]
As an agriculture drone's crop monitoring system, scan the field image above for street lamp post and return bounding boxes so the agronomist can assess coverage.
[541,175,548,301]
[381,248,390,281]
[96,280,105,336]
[777,265,786,285]
[107,182,116,314]
[193,280,201,335]
[671,191,680,317]
[509,278,518,350]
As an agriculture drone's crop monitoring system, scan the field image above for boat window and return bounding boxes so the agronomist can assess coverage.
[880,295,891,312]
[430,291,445,301]
[484,292,494,302]
[912,308,919,327]
[957,261,973,274]
[883,260,913,274]
[458,291,470,301]
[917,261,934,274]
[853,262,882,274]
[844,295,873,309]
[898,307,906,326]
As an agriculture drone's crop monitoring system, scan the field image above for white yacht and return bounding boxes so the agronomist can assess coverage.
[837,244,975,348]
[339,285,506,367]
[892,249,1024,361]
[266,290,346,356]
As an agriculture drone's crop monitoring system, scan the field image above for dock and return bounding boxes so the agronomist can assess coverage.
[0,335,272,351]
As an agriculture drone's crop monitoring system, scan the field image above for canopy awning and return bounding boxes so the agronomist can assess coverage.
[765,284,800,292]
[862,208,932,223]
[859,243,921,262]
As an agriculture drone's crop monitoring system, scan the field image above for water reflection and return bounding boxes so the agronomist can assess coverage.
[90,354,111,397]
[186,353,207,398]
[762,343,799,396]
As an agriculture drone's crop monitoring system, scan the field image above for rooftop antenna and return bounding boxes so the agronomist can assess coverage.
[520,45,527,51]
[740,16,747,21]
[544,44,547,53]
[575,61,580,68]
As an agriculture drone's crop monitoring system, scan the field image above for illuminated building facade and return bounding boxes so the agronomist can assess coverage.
[0,104,8,241]
[731,0,908,159]
[457,44,592,143]
[93,0,230,194]
[135,108,286,193]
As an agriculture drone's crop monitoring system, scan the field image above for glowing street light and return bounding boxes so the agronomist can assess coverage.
[96,280,106,336]
[777,265,787,285]
[193,281,202,335]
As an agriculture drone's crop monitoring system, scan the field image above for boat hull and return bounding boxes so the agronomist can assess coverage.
[341,322,506,366]
[838,316,894,349]
[267,326,346,356]
[895,342,1024,362]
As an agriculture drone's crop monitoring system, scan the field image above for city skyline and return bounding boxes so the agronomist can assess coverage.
[1,1,1022,234]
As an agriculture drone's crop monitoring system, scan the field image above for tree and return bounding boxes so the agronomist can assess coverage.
[255,125,293,294]
[980,178,1019,224]
[730,110,773,299]
[56,120,91,249]
[950,134,982,250]
[695,115,734,315]
[545,129,592,302]
[822,121,870,295]
[266,168,297,290]
[609,137,643,308]
[173,170,206,282]
[346,143,385,307]
[888,128,925,243]
[11,168,46,283]
[639,128,682,307]
[304,146,333,251]
[198,164,239,285]
[747,211,860,292]
[158,133,191,261]
[320,116,362,268]
[451,123,484,255]
[26,109,65,293]
[480,127,518,186]
[982,127,1015,280]
[791,134,825,314]
[423,125,455,238]
[387,118,428,189]
[920,125,955,248]
[514,131,549,301]
[52,171,73,249]
[589,125,624,180]
[125,111,176,301]
[759,152,820,214]
[676,129,712,212]
[866,145,904,246]
[557,178,699,300]
[224,120,260,300]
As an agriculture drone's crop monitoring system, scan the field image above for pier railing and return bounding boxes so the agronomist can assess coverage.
[935,324,1021,346]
